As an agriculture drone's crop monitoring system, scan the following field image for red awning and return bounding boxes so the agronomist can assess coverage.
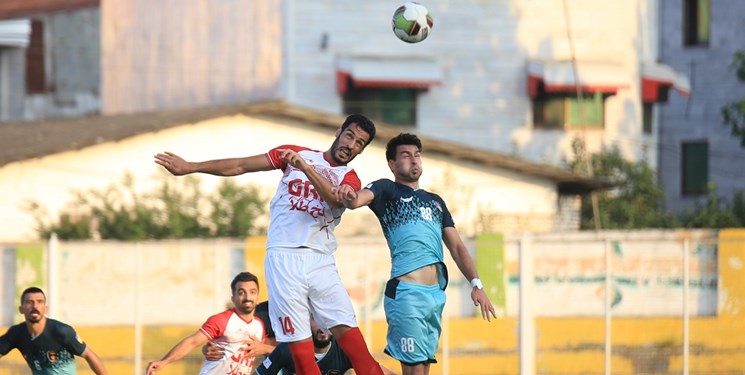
[527,60,629,98]
[337,56,442,94]
[641,63,690,103]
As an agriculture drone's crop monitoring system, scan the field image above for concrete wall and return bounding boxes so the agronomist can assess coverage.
[24,8,101,120]
[0,47,26,121]
[100,0,282,114]
[658,0,745,213]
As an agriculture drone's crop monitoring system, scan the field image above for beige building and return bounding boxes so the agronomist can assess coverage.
[0,102,605,242]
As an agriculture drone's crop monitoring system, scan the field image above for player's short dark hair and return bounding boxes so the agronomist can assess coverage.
[386,133,422,161]
[341,114,376,146]
[231,272,259,294]
[20,287,46,304]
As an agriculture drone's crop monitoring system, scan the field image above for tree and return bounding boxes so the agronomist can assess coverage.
[678,185,744,228]
[569,140,745,230]
[569,142,678,230]
[721,50,745,147]
[24,172,268,240]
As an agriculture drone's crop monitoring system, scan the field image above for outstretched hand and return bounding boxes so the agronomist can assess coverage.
[471,288,498,322]
[145,360,165,375]
[154,152,191,176]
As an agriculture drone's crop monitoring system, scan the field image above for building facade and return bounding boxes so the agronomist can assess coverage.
[658,0,745,213]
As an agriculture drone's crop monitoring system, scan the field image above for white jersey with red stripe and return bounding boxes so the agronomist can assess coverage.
[198,309,266,375]
[264,145,361,254]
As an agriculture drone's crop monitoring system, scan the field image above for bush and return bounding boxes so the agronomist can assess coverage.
[24,172,268,240]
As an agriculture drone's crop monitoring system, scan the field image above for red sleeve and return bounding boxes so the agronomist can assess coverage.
[199,310,231,340]
[340,169,361,191]
[265,145,312,170]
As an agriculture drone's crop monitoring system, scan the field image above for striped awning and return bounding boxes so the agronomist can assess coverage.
[337,55,442,94]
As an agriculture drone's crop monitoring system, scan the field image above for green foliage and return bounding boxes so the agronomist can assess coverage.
[25,172,268,240]
[678,185,744,228]
[722,51,745,147]
[570,144,678,229]
[570,140,745,230]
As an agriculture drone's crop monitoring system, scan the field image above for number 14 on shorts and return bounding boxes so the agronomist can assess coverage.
[278,316,296,335]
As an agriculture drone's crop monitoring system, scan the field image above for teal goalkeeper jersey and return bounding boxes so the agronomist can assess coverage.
[365,178,454,279]
[0,318,87,375]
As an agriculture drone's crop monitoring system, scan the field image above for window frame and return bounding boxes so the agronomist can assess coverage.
[681,141,709,196]
[683,0,710,47]
[342,85,418,127]
[532,92,607,130]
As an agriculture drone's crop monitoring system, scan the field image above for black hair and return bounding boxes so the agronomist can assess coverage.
[231,272,259,294]
[20,287,46,304]
[386,133,422,161]
[341,114,376,146]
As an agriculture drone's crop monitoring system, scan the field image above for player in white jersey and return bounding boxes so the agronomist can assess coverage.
[155,114,385,375]
[146,272,266,375]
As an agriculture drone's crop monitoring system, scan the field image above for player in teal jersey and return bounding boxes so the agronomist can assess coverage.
[338,133,497,375]
[0,287,108,375]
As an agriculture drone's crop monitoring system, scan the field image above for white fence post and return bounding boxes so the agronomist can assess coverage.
[683,238,690,375]
[604,240,612,375]
[519,234,535,375]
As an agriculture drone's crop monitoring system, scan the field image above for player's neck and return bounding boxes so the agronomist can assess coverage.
[314,344,330,355]
[25,317,47,337]
[234,309,255,321]
[395,179,419,189]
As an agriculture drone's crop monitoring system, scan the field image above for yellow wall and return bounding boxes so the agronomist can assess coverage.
[5,315,737,375]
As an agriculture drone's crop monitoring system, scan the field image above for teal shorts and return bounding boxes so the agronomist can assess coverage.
[383,279,446,365]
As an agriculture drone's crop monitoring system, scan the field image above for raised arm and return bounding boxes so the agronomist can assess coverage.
[442,226,498,321]
[276,148,348,208]
[337,185,374,210]
[81,347,108,375]
[154,152,274,176]
[146,330,209,374]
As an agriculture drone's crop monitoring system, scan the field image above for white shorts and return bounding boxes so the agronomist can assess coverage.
[264,247,358,342]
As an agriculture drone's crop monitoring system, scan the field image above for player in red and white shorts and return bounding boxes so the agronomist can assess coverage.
[155,114,384,375]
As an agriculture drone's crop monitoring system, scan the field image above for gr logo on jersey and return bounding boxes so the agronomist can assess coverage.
[287,179,320,200]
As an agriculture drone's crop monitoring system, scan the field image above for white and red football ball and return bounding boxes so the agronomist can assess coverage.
[392,2,433,43]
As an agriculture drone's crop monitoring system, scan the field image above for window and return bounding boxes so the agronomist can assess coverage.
[642,103,653,134]
[25,19,46,94]
[533,92,605,130]
[343,87,417,126]
[681,141,708,195]
[683,0,710,47]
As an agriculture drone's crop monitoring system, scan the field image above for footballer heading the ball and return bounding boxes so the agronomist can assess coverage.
[392,2,433,43]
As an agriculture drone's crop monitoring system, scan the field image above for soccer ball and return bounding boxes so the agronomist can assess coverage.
[392,2,433,43]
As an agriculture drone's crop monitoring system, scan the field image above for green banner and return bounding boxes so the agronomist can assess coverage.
[476,233,506,317]
[14,243,46,323]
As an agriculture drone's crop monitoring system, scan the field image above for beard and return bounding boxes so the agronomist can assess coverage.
[329,137,353,165]
[26,311,42,323]
[235,301,255,315]
[312,331,331,349]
